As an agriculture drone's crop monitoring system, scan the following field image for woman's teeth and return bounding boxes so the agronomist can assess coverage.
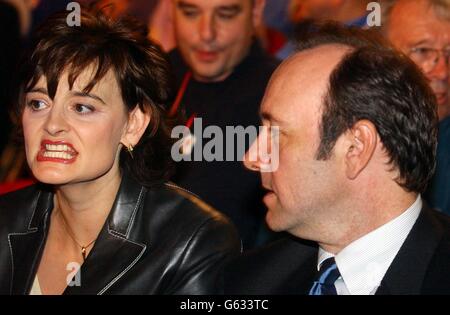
[43,144,76,159]
[42,151,74,159]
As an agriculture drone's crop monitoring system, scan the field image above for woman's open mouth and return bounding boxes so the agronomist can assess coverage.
[37,140,79,164]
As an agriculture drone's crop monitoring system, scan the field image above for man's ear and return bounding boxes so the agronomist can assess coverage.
[343,120,378,180]
[252,0,266,28]
[121,105,151,148]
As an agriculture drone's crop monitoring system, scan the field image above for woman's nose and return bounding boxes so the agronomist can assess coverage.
[43,105,69,136]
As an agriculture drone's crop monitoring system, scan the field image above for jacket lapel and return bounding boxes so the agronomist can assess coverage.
[63,174,148,295]
[8,188,53,294]
[376,204,444,295]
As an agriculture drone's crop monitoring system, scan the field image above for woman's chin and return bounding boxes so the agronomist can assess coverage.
[31,169,73,186]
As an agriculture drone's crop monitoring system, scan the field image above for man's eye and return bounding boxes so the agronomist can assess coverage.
[411,47,433,57]
[416,47,431,54]
[217,8,239,20]
[27,100,48,111]
[74,104,94,114]
[217,12,236,19]
[444,49,450,58]
[181,8,199,18]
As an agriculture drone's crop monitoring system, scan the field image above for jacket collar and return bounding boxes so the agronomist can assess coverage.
[8,186,53,294]
[376,204,445,295]
[8,172,149,295]
[64,172,148,294]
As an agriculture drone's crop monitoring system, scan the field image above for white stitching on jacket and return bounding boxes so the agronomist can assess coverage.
[7,229,38,294]
[97,230,146,295]
[27,191,41,230]
[125,187,145,239]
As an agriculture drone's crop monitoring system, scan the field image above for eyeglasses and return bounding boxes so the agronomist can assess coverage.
[408,47,450,72]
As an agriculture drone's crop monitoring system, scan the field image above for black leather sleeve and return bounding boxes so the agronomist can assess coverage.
[168,215,241,295]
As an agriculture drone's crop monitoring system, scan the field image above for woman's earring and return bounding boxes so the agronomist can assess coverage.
[127,144,134,159]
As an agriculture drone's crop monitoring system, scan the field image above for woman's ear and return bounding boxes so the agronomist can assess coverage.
[121,105,151,147]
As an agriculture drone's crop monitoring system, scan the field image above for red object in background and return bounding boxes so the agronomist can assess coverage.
[266,28,287,56]
[0,179,35,195]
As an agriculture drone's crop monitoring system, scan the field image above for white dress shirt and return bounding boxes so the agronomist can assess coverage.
[316,195,422,295]
[29,276,42,295]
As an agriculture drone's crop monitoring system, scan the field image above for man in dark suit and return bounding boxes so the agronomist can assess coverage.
[226,23,450,295]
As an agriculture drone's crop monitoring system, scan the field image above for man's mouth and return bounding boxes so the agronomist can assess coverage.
[436,92,448,106]
[37,140,78,163]
[263,184,273,192]
[195,50,219,62]
[263,189,276,207]
[263,185,275,196]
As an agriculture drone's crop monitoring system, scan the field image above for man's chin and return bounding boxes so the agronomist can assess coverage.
[188,56,229,82]
[191,67,229,83]
[265,215,282,232]
[437,95,450,120]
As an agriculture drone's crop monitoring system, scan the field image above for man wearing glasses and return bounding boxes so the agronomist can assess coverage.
[383,0,450,215]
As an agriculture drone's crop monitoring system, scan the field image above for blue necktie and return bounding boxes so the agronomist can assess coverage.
[309,257,341,295]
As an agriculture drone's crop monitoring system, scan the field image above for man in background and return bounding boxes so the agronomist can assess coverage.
[277,0,373,59]
[383,0,450,215]
[169,0,279,249]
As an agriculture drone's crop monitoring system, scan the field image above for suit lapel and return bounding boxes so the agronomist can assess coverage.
[8,189,53,294]
[376,205,444,295]
[63,174,148,295]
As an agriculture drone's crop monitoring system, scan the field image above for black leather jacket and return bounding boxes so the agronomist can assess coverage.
[0,173,241,294]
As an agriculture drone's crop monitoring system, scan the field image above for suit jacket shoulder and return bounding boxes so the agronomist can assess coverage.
[227,205,450,295]
[0,184,51,236]
[378,206,450,295]
[225,236,317,294]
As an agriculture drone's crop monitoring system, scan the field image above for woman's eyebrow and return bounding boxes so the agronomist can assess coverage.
[27,87,48,94]
[71,91,106,105]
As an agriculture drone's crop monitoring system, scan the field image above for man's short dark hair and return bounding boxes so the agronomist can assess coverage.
[14,6,175,187]
[295,22,438,193]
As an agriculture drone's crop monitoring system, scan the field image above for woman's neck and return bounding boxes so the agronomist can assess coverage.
[53,167,123,245]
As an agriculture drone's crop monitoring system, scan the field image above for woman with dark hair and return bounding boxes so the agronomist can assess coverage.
[0,7,240,295]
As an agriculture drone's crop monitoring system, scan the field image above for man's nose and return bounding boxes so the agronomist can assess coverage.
[43,105,70,136]
[244,125,279,172]
[199,14,216,43]
[244,136,263,172]
[428,52,449,81]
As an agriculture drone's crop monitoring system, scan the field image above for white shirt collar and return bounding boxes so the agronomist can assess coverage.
[317,195,422,295]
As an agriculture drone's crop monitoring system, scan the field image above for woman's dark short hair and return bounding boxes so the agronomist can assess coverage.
[295,22,438,193]
[14,6,175,187]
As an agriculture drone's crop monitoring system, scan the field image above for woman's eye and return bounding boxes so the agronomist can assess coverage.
[27,100,48,111]
[74,104,94,114]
